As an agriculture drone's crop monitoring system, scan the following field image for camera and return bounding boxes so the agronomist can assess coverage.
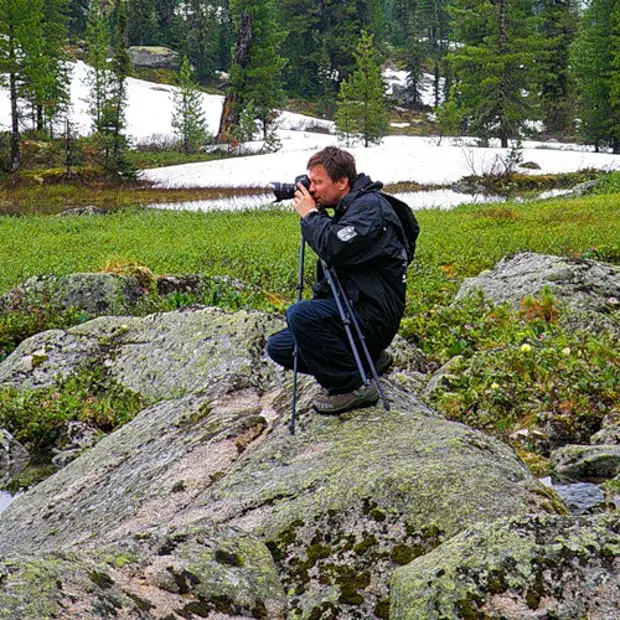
[271,174,310,202]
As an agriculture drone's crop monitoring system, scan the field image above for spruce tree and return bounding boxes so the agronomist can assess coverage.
[85,0,112,134]
[403,1,426,108]
[171,56,208,153]
[335,31,387,147]
[25,0,71,135]
[225,0,285,139]
[127,0,160,46]
[0,0,43,172]
[109,0,131,168]
[538,0,579,135]
[446,0,543,147]
[571,0,620,152]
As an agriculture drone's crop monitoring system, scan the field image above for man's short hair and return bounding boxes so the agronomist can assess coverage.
[307,147,357,186]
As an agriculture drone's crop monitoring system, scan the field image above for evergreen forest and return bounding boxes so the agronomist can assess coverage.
[2,0,620,175]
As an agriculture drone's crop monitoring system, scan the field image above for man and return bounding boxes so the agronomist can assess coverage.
[266,146,410,414]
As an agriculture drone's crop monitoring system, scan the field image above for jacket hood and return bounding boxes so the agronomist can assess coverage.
[339,174,383,211]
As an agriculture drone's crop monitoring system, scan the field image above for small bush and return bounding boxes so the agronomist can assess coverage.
[0,366,149,454]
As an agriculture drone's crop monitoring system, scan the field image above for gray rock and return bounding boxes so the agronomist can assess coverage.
[0,350,560,616]
[518,160,541,170]
[552,482,606,514]
[551,444,620,482]
[0,307,284,399]
[0,526,287,619]
[51,422,101,468]
[128,46,180,70]
[591,410,620,445]
[57,206,106,217]
[391,513,620,620]
[0,273,146,317]
[451,179,487,194]
[0,430,29,474]
[424,355,462,399]
[456,252,620,333]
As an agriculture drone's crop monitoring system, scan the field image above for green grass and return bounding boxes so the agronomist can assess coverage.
[1,193,619,301]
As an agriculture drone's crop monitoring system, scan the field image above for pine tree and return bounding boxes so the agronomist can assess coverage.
[446,0,543,147]
[335,31,387,147]
[571,0,620,152]
[538,0,579,135]
[171,56,208,153]
[127,0,160,46]
[85,0,112,134]
[0,0,44,172]
[403,1,426,108]
[223,0,285,140]
[334,80,358,147]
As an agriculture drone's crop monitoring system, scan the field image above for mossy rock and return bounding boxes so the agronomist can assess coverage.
[390,513,620,619]
[0,526,287,619]
[187,384,564,618]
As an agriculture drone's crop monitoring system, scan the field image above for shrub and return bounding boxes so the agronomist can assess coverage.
[0,366,150,454]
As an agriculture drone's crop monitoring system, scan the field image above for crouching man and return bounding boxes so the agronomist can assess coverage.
[267,146,414,415]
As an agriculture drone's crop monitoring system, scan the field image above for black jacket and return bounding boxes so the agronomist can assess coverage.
[300,174,408,330]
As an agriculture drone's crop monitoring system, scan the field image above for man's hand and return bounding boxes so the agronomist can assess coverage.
[293,182,318,218]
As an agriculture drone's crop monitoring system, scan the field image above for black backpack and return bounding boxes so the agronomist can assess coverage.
[380,192,420,264]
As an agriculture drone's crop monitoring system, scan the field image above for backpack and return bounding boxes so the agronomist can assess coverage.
[379,192,420,264]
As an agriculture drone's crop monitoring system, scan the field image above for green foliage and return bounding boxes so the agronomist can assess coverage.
[580,244,620,265]
[446,0,544,147]
[335,31,387,147]
[426,304,619,445]
[229,0,286,136]
[571,0,620,151]
[171,56,210,154]
[592,170,620,197]
[0,366,150,453]
[229,100,258,143]
[537,0,579,135]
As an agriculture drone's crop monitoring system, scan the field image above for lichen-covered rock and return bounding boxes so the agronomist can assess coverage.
[0,273,146,317]
[456,252,620,333]
[128,46,180,69]
[0,526,286,619]
[0,307,284,399]
[0,373,561,618]
[176,384,562,618]
[551,444,620,482]
[0,429,29,475]
[390,513,620,620]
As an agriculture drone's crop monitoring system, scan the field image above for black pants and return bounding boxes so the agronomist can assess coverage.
[266,297,396,394]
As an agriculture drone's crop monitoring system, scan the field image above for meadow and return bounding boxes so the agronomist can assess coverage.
[0,193,618,473]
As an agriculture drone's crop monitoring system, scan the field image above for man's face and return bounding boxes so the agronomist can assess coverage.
[308,164,350,207]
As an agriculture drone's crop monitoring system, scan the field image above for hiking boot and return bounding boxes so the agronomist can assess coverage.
[375,350,393,376]
[313,383,379,415]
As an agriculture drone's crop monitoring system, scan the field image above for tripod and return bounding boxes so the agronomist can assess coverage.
[289,230,390,434]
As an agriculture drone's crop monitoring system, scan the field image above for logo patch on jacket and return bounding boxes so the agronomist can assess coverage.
[337,226,358,242]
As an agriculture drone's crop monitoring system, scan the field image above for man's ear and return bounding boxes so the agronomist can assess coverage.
[337,177,349,192]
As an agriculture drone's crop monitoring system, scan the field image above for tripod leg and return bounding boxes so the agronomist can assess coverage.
[329,265,390,412]
[290,229,306,435]
[321,262,369,386]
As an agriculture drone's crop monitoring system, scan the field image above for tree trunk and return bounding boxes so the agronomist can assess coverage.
[9,71,20,174]
[217,12,253,143]
[37,106,44,132]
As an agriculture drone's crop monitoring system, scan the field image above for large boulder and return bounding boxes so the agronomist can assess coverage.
[0,526,287,619]
[456,252,620,333]
[0,307,283,399]
[0,308,562,618]
[0,273,146,317]
[0,430,29,479]
[128,46,180,70]
[391,513,620,619]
